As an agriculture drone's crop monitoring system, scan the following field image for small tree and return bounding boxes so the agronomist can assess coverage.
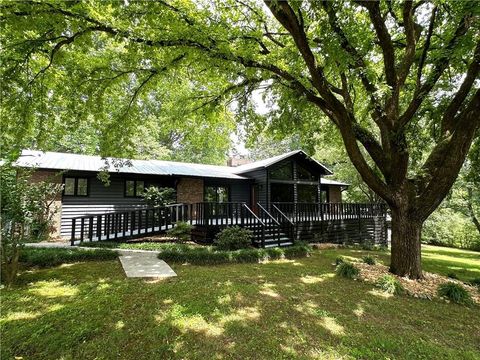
[142,186,176,207]
[1,166,63,286]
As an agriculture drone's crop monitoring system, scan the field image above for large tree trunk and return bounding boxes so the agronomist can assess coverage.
[389,207,423,279]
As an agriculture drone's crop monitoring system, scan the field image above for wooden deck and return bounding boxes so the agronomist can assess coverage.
[70,202,388,247]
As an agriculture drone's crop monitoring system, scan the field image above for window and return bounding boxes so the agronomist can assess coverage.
[297,164,318,181]
[63,177,89,197]
[270,183,294,203]
[320,189,329,203]
[64,177,76,196]
[298,184,318,203]
[125,180,145,197]
[270,162,293,180]
[77,178,88,196]
[204,186,229,203]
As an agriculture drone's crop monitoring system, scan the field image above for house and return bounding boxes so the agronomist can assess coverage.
[16,149,386,247]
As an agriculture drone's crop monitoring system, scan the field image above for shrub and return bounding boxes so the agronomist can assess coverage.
[18,248,118,268]
[158,243,311,265]
[469,278,480,288]
[376,274,404,295]
[360,242,375,251]
[283,243,311,258]
[362,255,376,265]
[335,256,345,265]
[437,282,473,305]
[166,222,193,243]
[214,226,252,251]
[234,249,264,263]
[142,186,176,207]
[335,262,360,279]
[447,272,458,280]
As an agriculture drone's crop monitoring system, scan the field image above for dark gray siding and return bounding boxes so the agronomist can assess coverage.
[230,182,251,205]
[239,169,268,207]
[60,172,174,238]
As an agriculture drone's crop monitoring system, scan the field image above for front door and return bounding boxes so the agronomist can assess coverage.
[251,184,259,213]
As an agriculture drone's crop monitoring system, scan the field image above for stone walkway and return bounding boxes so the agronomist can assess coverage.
[25,242,177,279]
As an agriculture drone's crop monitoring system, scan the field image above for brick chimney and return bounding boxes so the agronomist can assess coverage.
[227,156,252,167]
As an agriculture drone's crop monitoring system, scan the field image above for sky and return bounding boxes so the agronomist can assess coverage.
[229,88,270,156]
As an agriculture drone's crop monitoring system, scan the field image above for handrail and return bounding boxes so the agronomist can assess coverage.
[242,203,265,226]
[242,203,266,247]
[70,204,179,221]
[271,204,294,225]
[257,203,283,247]
[165,203,185,207]
[271,202,387,221]
[257,203,281,226]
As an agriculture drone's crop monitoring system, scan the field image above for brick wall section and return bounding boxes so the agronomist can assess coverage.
[328,186,342,203]
[27,170,63,239]
[176,177,204,203]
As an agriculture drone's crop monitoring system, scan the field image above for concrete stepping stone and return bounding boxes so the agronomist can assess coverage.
[118,250,177,278]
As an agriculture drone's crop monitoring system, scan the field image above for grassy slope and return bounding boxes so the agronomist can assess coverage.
[1,246,479,360]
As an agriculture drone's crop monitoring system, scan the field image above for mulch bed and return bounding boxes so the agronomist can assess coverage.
[355,262,480,304]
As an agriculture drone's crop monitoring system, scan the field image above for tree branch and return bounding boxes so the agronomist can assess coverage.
[441,40,480,133]
[397,1,417,88]
[264,0,343,112]
[336,115,393,203]
[27,27,97,86]
[398,12,475,128]
[415,90,480,219]
[416,5,437,89]
[123,54,186,118]
[356,0,396,87]
[320,1,385,121]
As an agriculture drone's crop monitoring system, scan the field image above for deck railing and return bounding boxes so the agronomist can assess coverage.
[189,202,245,227]
[70,203,189,245]
[190,202,268,246]
[271,202,386,222]
[70,201,387,245]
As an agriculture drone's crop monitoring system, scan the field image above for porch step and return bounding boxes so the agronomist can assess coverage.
[253,236,293,247]
[263,242,293,248]
[243,220,293,248]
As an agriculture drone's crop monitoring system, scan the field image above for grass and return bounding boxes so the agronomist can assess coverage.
[1,245,479,359]
[421,245,480,282]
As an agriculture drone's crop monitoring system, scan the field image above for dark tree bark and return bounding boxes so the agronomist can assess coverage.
[390,210,422,278]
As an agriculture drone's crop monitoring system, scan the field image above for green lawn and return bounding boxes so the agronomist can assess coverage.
[1,246,479,359]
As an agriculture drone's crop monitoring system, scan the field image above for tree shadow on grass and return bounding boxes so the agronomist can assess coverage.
[422,246,480,261]
[1,255,480,360]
